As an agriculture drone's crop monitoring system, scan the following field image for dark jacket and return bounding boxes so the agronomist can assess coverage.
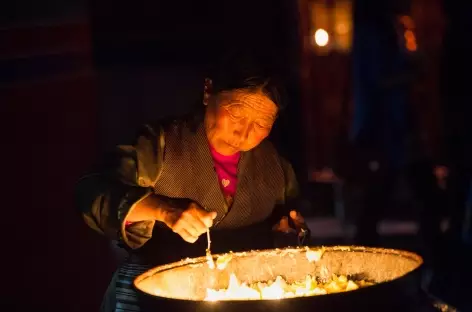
[76,116,299,265]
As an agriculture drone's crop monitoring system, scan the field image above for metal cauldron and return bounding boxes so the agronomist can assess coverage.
[134,246,429,312]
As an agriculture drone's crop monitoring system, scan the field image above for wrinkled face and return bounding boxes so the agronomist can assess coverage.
[205,89,278,156]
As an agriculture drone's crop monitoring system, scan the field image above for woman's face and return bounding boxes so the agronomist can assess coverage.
[205,89,278,156]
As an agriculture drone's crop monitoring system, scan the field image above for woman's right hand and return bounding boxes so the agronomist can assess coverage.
[160,203,217,243]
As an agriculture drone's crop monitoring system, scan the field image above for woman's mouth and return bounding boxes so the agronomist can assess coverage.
[226,142,240,149]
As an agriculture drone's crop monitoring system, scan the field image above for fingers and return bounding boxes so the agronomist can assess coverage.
[273,216,297,234]
[172,212,206,241]
[187,211,210,233]
[172,224,198,243]
[179,228,198,243]
[273,211,307,235]
[289,210,305,228]
[200,211,217,228]
[169,203,218,243]
[280,216,291,230]
[189,203,217,228]
[171,217,200,243]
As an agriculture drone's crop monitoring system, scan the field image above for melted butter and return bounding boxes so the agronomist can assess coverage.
[204,247,375,301]
[205,273,374,301]
[216,253,233,270]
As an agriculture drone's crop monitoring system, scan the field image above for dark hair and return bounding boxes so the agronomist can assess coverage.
[207,49,287,110]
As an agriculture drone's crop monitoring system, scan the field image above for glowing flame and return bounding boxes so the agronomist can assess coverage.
[204,248,372,301]
[204,273,373,301]
[306,247,325,262]
[207,253,233,270]
[206,252,215,269]
[216,253,233,270]
[206,274,260,301]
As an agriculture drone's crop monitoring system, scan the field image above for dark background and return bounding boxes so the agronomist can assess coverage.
[1,0,303,310]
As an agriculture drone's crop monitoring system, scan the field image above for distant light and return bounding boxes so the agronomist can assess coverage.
[404,30,417,51]
[314,29,329,47]
[336,23,349,35]
[404,30,415,41]
[399,15,415,29]
[406,41,417,52]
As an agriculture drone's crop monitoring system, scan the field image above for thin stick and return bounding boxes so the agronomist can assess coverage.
[206,229,211,251]
[206,229,215,269]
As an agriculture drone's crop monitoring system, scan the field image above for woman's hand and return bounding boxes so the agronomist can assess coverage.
[273,210,305,233]
[272,210,310,246]
[161,203,217,243]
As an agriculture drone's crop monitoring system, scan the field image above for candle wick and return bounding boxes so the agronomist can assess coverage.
[206,229,215,269]
[207,229,211,251]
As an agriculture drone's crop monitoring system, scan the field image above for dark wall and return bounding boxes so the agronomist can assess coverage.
[3,1,304,311]
[441,0,472,163]
[90,0,305,174]
[1,0,87,26]
[89,0,296,67]
[1,5,114,311]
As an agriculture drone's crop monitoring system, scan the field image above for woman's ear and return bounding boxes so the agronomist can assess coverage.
[203,78,213,106]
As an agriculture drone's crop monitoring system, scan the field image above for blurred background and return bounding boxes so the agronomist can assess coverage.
[1,0,471,310]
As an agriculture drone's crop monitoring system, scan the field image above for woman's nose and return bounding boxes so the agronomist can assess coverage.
[233,120,251,140]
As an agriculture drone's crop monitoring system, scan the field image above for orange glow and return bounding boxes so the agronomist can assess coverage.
[404,30,417,51]
[400,15,415,29]
[406,41,417,51]
[336,23,349,35]
[404,30,415,41]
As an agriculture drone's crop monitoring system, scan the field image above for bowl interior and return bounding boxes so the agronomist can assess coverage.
[134,246,423,301]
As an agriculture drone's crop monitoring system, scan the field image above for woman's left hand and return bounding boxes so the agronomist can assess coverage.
[273,210,307,235]
[272,210,310,246]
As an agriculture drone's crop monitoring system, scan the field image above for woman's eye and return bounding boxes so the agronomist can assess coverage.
[255,122,271,130]
[226,105,244,118]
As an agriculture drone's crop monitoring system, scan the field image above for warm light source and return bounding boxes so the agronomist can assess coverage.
[336,23,349,35]
[404,30,417,51]
[398,15,417,52]
[314,28,329,47]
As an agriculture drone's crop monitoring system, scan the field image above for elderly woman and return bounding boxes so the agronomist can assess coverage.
[77,53,307,311]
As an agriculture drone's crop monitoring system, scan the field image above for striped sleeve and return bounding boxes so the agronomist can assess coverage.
[278,157,300,204]
[76,123,165,249]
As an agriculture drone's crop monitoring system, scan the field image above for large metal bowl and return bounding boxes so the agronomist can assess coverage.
[134,246,427,312]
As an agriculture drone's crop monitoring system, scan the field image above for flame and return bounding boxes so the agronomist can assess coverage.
[205,273,373,301]
[306,247,325,262]
[204,248,372,301]
[314,28,329,47]
[206,252,215,269]
[206,274,260,301]
[216,253,233,270]
[207,253,233,270]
